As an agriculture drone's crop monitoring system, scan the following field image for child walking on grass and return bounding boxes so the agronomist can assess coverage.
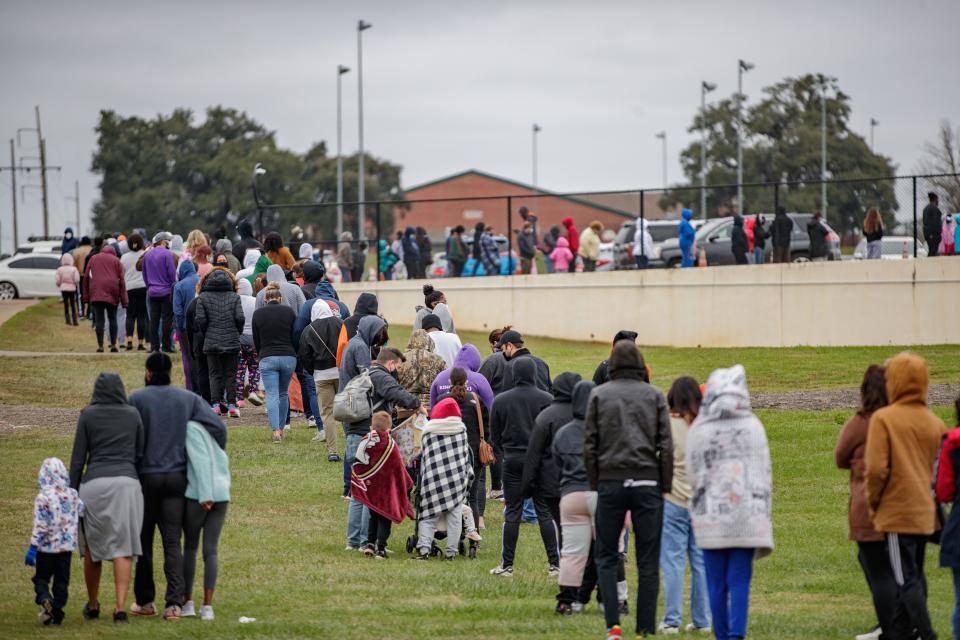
[25,458,83,626]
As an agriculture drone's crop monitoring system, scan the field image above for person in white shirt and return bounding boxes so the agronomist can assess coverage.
[633,218,654,269]
[422,313,462,368]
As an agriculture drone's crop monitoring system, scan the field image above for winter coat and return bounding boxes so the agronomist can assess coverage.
[542,225,561,254]
[397,330,447,408]
[562,217,580,254]
[83,246,128,307]
[479,232,501,274]
[215,239,242,274]
[521,372,581,500]
[185,420,230,503]
[343,361,420,436]
[633,219,654,259]
[517,230,537,260]
[401,227,420,261]
[936,427,960,567]
[549,237,575,271]
[835,411,884,542]
[731,216,749,259]
[418,416,474,521]
[923,203,942,240]
[771,211,794,249]
[436,391,490,468]
[141,245,177,298]
[478,351,509,396]
[864,352,945,534]
[502,347,552,394]
[337,232,354,271]
[417,231,433,271]
[60,227,79,255]
[753,218,768,250]
[173,260,199,332]
[255,264,305,312]
[233,219,263,266]
[72,244,93,275]
[343,292,379,340]
[807,218,829,258]
[553,380,596,496]
[267,246,296,272]
[378,240,399,274]
[30,458,83,554]
[55,253,81,292]
[490,358,554,458]
[430,344,495,410]
[940,217,957,254]
[686,365,773,556]
[298,300,343,375]
[446,233,468,264]
[678,208,697,267]
[579,227,601,260]
[195,269,244,354]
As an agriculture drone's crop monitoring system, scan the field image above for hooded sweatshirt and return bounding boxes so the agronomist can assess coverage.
[686,365,773,555]
[195,269,245,354]
[185,420,230,504]
[553,380,596,497]
[301,260,325,300]
[398,330,447,407]
[236,249,261,282]
[490,358,554,457]
[60,227,79,255]
[562,216,580,254]
[248,254,273,287]
[298,298,343,380]
[430,344,495,410]
[344,293,379,339]
[339,314,386,390]
[31,458,83,554]
[633,218,654,260]
[141,244,177,298]
[55,253,81,292]
[413,302,455,334]
[940,215,957,254]
[255,264,305,312]
[521,372,582,499]
[83,245,128,306]
[215,238,242,274]
[864,352,945,534]
[233,218,263,266]
[237,278,257,338]
[549,237,574,271]
[173,260,199,331]
[678,208,696,263]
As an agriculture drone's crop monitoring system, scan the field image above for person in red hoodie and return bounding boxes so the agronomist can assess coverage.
[82,245,128,353]
[935,393,960,640]
[562,217,579,273]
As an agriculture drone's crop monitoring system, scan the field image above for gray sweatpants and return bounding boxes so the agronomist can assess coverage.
[183,500,228,594]
[417,504,463,557]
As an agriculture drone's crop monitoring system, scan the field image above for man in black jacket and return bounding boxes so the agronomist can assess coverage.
[585,340,673,637]
[489,358,555,577]
[498,330,552,393]
[731,215,749,265]
[232,218,262,267]
[923,192,942,257]
[592,330,638,385]
[770,207,793,263]
[807,212,829,261]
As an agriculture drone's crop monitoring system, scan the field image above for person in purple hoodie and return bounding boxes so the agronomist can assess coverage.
[429,344,494,412]
[141,232,178,353]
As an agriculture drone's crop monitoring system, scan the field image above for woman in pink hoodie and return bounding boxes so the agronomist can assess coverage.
[549,237,575,273]
[55,253,81,326]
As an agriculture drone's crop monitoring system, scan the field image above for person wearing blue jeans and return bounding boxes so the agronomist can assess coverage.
[251,284,300,443]
[344,433,370,549]
[286,367,321,428]
[260,356,296,435]
[702,548,753,640]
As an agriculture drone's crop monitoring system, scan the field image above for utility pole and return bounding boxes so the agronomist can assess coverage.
[655,131,667,187]
[65,180,80,234]
[737,59,754,215]
[8,140,16,252]
[336,64,350,239]
[36,106,50,238]
[870,117,879,151]
[700,81,717,220]
[1,138,60,252]
[532,123,541,188]
[820,75,828,220]
[356,19,372,240]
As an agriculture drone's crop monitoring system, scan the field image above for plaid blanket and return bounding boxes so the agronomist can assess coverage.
[418,424,474,522]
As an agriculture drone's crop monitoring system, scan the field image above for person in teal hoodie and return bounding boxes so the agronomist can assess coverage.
[173,260,199,392]
[182,420,229,621]
[678,208,697,268]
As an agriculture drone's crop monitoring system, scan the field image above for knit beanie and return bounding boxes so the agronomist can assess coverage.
[371,411,392,432]
[421,313,443,332]
[430,397,462,420]
[609,339,645,375]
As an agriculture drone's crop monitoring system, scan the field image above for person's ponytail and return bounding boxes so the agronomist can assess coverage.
[449,367,468,403]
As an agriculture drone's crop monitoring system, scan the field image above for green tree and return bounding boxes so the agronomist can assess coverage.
[663,74,898,232]
[91,107,405,240]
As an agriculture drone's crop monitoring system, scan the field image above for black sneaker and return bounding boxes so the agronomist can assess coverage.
[362,544,376,557]
[125,342,133,351]
[82,603,100,620]
[38,599,53,625]
[137,344,146,351]
[109,346,119,353]
[328,453,342,462]
[555,602,573,615]
[618,600,629,615]
[443,554,455,562]
[113,611,129,624]
[96,347,104,353]
[410,553,430,561]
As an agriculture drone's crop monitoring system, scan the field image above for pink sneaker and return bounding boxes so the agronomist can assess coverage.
[237,399,246,409]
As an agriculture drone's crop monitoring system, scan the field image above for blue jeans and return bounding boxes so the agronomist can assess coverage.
[522,497,538,523]
[660,501,711,629]
[953,568,960,640]
[703,548,754,640]
[344,434,370,547]
[635,255,649,269]
[753,247,764,264]
[287,367,321,427]
[260,355,296,430]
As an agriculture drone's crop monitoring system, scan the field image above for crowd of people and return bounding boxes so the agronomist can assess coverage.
[28,219,960,639]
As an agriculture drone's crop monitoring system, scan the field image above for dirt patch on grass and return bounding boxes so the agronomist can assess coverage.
[752,384,960,411]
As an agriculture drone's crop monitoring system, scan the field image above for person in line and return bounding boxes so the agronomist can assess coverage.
[518,222,538,275]
[579,221,603,272]
[499,329,552,393]
[351,411,415,559]
[55,252,81,326]
[585,341,672,639]
[413,398,474,561]
[541,224,562,274]
[338,292,379,359]
[235,278,263,408]
[633,218,654,269]
[300,260,348,316]
[808,212,830,261]
[73,236,94,318]
[193,244,213,278]
[60,226,79,254]
[687,365,773,640]
[181,417,230,621]
[935,394,960,640]
[413,284,456,333]
[398,329,447,409]
[83,244,128,353]
[865,352,945,640]
[182,230,206,263]
[252,283,299,442]
[941,213,956,256]
[184,288,211,402]
[69,373,143,624]
[422,313,463,368]
[430,344,494,412]
[923,192,942,257]
[753,215,767,264]
[678,208,697,268]
[236,249,261,283]
[478,326,512,396]
[446,225,468,277]
[142,232,178,353]
[337,232,354,282]
[592,330,639,385]
[26,458,83,626]
[770,207,793,264]
[378,239,398,280]
[731,215,749,265]
[129,353,225,621]
[549,236,575,274]
[835,365,893,640]
[479,225,502,276]
[417,227,433,279]
[263,231,296,271]
[298,298,343,460]
[863,208,884,260]
[232,218,262,267]
[195,268,245,418]
[489,358,556,577]
[658,376,711,634]
[255,264,305,312]
[562,217,580,273]
[172,260,200,390]
[120,233,148,348]
[401,226,420,279]
[214,238,241,274]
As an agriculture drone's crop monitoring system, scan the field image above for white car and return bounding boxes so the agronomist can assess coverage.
[0,253,63,299]
[852,236,928,260]
[15,240,63,255]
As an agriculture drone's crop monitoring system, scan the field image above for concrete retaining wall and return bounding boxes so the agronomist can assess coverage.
[334,257,960,347]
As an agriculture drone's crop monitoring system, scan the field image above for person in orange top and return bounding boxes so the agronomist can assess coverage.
[864,352,945,640]
[263,232,296,271]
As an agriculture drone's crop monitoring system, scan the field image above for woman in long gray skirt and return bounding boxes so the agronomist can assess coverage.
[69,373,145,624]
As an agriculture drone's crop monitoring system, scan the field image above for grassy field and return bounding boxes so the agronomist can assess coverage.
[0,299,958,639]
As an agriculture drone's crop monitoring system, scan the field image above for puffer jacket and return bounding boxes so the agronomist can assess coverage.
[195,269,245,354]
[553,380,596,496]
[521,372,582,499]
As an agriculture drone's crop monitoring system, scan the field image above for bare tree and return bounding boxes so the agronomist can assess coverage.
[919,120,960,213]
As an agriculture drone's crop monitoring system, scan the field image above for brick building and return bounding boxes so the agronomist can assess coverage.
[392,169,671,244]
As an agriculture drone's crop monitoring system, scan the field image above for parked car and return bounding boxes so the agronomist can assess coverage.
[0,253,63,298]
[652,213,841,268]
[15,240,63,255]
[852,236,928,260]
[613,219,705,269]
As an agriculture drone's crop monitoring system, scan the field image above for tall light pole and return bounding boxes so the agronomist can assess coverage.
[819,74,828,220]
[356,19,372,240]
[870,117,879,151]
[655,131,667,187]
[336,64,350,239]
[700,81,717,220]
[532,123,541,188]
[737,59,754,215]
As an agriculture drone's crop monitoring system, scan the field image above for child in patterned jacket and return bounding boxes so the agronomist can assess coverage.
[25,458,83,626]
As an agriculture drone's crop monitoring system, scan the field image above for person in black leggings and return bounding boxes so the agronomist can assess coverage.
[121,234,149,351]
[82,244,127,353]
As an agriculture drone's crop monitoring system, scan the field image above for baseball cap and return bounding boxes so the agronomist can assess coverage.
[497,329,524,347]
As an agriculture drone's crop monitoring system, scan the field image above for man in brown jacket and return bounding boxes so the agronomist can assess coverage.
[864,352,945,640]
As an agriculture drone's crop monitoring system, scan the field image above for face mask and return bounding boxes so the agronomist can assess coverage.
[65,232,73,239]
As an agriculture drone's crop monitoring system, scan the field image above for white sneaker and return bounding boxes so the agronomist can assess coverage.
[283,423,290,431]
[311,431,325,443]
[181,600,196,617]
[855,627,882,640]
[489,565,513,577]
[247,392,263,406]
[345,544,361,551]
[684,623,711,634]
[570,602,584,614]
[308,416,317,427]
[200,605,214,621]
[657,623,680,635]
[547,564,559,577]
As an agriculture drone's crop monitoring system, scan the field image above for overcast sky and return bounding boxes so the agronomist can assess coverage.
[1,0,957,248]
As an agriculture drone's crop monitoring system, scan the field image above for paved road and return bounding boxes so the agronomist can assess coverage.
[0,299,38,326]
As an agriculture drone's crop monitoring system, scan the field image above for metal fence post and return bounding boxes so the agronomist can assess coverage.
[639,190,645,262]
[774,182,780,216]
[912,176,917,258]
[375,202,382,278]
[506,196,513,277]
